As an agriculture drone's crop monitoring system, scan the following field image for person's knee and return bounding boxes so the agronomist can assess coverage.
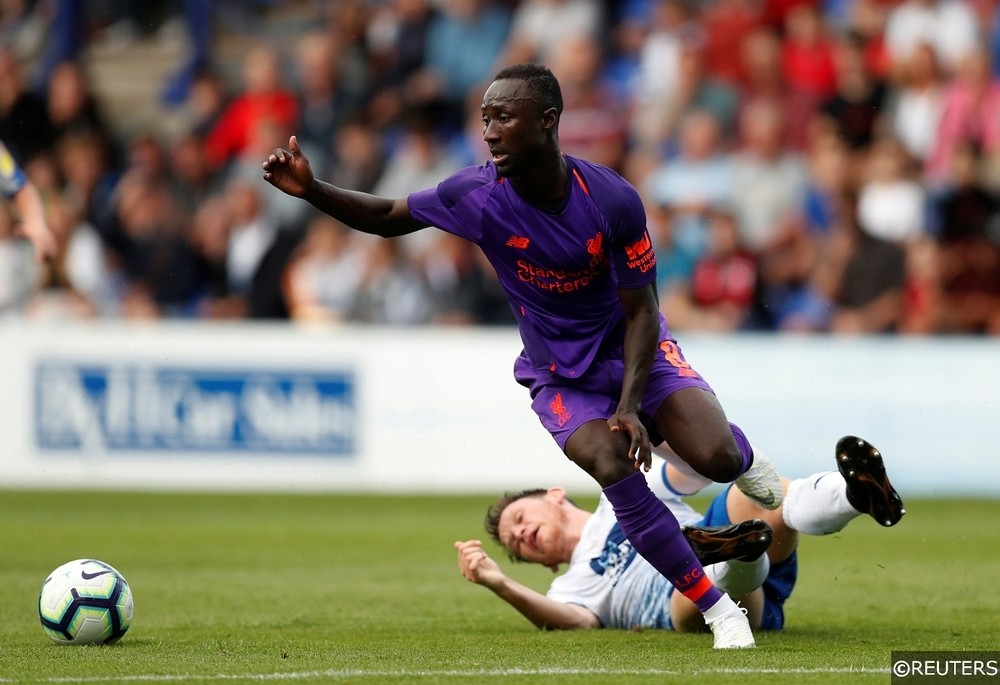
[565,422,636,487]
[688,441,743,483]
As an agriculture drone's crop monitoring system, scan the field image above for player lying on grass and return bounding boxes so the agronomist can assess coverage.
[455,435,904,635]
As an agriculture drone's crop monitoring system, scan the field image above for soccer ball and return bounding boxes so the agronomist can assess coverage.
[38,559,134,645]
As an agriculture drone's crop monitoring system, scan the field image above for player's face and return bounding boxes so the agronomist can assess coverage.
[481,79,551,178]
[496,491,574,568]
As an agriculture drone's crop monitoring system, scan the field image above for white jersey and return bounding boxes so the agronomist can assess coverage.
[546,461,702,629]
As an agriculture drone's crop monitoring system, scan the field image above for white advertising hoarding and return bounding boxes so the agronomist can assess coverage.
[1,321,997,496]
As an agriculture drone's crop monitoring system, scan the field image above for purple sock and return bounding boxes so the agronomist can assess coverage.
[603,472,723,613]
[730,422,754,477]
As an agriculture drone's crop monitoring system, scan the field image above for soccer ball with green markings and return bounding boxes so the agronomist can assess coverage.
[38,559,134,645]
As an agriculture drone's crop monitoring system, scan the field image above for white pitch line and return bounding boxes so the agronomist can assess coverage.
[2,666,893,683]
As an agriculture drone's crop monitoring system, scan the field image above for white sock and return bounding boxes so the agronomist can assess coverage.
[704,554,771,599]
[781,472,860,535]
[702,592,739,622]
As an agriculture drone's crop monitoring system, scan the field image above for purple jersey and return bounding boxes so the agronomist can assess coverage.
[408,156,657,378]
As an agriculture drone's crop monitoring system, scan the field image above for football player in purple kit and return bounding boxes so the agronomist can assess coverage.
[262,63,784,648]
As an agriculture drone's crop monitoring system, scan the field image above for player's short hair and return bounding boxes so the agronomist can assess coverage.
[484,487,577,563]
[492,63,563,117]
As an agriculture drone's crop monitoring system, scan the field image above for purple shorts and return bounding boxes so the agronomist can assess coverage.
[513,336,714,451]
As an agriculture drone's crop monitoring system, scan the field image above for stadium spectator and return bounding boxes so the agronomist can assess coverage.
[730,98,809,254]
[883,0,981,78]
[0,201,38,314]
[221,177,280,312]
[290,30,361,170]
[0,48,54,163]
[780,4,838,102]
[0,0,47,64]
[455,436,904,633]
[737,27,816,151]
[628,0,698,162]
[827,190,909,334]
[175,69,230,139]
[660,206,758,333]
[263,62,789,649]
[403,0,512,134]
[366,0,433,94]
[56,130,119,246]
[502,0,603,65]
[842,0,893,81]
[930,141,1000,334]
[322,116,386,194]
[880,42,945,167]
[644,109,735,287]
[45,61,115,161]
[813,32,888,155]
[547,33,629,174]
[350,237,432,325]
[856,136,928,245]
[923,47,1000,190]
[0,139,57,263]
[166,130,220,216]
[202,45,299,176]
[317,1,375,126]
[29,193,112,319]
[664,34,742,149]
[417,231,513,325]
[698,0,764,87]
[0,137,57,316]
[282,213,366,323]
[370,111,466,259]
[107,154,206,317]
[371,112,466,207]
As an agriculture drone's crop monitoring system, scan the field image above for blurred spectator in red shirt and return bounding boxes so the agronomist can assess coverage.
[203,46,299,174]
[698,0,764,86]
[662,206,758,332]
[781,4,838,101]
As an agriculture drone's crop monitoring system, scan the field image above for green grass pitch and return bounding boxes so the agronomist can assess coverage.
[1,490,997,684]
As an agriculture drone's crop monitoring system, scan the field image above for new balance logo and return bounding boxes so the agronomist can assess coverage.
[506,235,530,249]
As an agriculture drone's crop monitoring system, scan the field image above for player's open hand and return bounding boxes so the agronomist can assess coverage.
[608,409,652,472]
[454,540,505,589]
[262,135,315,199]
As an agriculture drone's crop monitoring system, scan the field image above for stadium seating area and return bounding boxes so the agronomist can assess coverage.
[1,0,999,333]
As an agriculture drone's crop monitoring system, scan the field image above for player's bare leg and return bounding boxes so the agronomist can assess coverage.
[654,387,783,510]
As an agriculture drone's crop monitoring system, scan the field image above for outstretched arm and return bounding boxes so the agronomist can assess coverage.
[262,135,429,238]
[454,540,600,630]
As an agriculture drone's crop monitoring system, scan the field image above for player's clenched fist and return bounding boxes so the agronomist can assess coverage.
[454,540,504,588]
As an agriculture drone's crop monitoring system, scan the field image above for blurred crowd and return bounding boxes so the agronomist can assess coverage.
[1,0,999,334]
